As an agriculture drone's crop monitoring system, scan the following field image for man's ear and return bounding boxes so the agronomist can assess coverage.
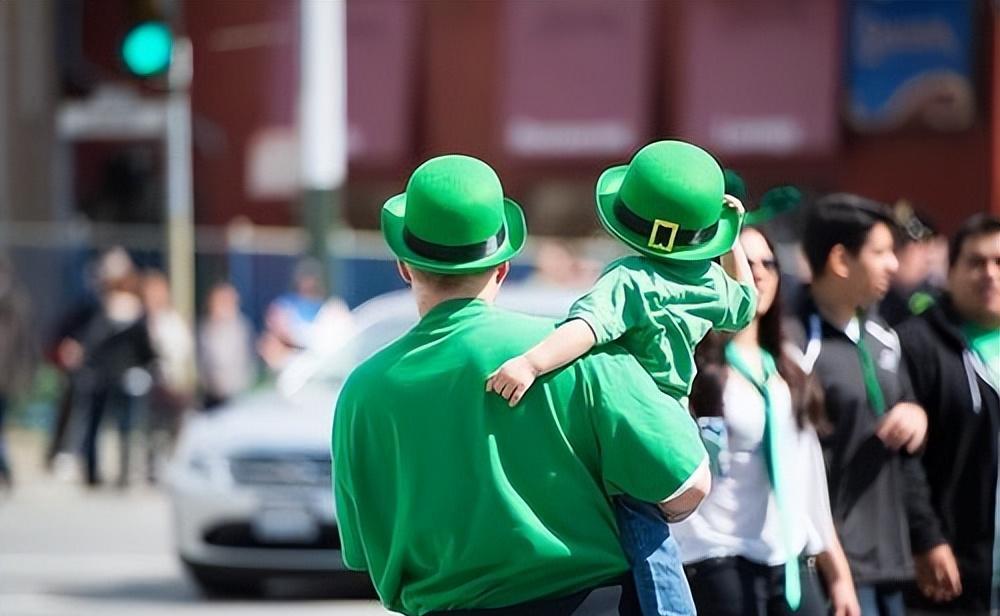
[828,244,851,279]
[495,261,511,284]
[397,261,413,285]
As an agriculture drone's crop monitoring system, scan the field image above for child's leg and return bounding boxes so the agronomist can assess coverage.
[614,495,697,616]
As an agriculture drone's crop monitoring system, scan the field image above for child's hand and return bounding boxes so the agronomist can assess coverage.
[486,356,538,407]
[723,194,745,215]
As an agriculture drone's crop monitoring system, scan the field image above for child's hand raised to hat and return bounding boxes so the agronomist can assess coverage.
[486,355,539,407]
[723,194,746,215]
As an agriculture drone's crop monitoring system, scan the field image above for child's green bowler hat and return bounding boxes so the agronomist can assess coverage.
[596,140,743,261]
[381,155,526,274]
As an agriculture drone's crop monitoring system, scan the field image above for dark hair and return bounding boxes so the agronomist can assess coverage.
[803,193,896,278]
[949,214,1000,268]
[690,229,829,433]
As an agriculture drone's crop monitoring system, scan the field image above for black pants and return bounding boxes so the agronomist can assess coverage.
[426,575,641,616]
[685,556,827,616]
[0,393,9,484]
[82,384,137,486]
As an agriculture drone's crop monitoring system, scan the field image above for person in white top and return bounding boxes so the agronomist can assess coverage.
[198,282,256,409]
[673,227,860,616]
[141,270,196,482]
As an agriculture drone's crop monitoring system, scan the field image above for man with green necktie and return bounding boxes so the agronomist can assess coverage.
[790,194,941,616]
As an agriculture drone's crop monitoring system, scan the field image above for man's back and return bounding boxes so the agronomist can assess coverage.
[333,298,704,615]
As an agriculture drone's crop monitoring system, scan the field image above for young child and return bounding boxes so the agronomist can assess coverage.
[486,140,757,616]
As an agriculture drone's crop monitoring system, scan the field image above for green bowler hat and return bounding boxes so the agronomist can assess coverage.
[381,155,526,274]
[596,140,742,261]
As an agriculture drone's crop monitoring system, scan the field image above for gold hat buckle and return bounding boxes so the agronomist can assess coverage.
[648,219,679,252]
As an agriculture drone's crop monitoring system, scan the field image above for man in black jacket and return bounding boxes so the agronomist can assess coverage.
[792,195,941,616]
[897,214,1000,615]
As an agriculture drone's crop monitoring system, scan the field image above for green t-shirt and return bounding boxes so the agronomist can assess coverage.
[332,298,706,615]
[567,256,757,400]
[962,322,1000,390]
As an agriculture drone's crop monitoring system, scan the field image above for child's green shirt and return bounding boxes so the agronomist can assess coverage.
[568,255,757,400]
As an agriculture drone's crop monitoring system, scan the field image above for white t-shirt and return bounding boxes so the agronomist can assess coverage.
[672,367,836,566]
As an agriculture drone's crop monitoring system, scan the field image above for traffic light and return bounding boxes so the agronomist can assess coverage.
[121,20,173,77]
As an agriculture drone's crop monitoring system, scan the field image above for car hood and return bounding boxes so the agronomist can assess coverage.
[179,384,340,458]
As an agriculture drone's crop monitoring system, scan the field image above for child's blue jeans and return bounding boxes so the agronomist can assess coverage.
[614,495,697,616]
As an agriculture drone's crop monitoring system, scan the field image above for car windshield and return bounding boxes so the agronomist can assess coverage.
[287,285,579,391]
[302,316,416,387]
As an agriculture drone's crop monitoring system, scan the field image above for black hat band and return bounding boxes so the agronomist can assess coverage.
[403,225,507,263]
[613,199,719,252]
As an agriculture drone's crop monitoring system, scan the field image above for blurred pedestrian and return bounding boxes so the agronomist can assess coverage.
[74,248,155,488]
[141,270,195,482]
[46,264,101,472]
[675,227,859,616]
[896,214,1000,615]
[524,238,600,290]
[791,195,939,616]
[258,258,342,370]
[333,155,710,615]
[0,256,36,490]
[198,282,255,409]
[881,201,944,326]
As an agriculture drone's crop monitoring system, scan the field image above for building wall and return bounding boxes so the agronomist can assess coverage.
[59,0,996,234]
[0,0,56,224]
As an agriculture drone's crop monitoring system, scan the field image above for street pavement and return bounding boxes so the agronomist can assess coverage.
[0,429,388,616]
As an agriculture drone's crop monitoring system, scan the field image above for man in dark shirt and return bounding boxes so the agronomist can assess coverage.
[791,195,942,616]
[897,214,1000,615]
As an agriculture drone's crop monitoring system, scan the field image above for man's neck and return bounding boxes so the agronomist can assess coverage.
[413,288,495,317]
[810,277,860,330]
[963,313,1000,332]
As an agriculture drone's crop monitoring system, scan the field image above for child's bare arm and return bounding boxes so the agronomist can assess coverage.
[486,319,597,406]
[720,195,754,288]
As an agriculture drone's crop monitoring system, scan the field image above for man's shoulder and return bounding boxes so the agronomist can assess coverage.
[338,335,410,400]
[894,311,933,340]
[895,302,960,354]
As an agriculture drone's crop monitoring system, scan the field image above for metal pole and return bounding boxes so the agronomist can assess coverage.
[166,37,195,324]
[993,6,1000,216]
[299,0,347,296]
[0,2,9,225]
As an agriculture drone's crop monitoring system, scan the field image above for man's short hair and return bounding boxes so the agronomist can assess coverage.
[949,213,1000,268]
[408,265,498,291]
[803,193,896,277]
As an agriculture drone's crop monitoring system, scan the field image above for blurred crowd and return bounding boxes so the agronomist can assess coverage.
[678,196,999,616]
[0,248,356,491]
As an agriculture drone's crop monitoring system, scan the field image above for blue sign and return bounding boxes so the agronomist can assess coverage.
[846,0,975,132]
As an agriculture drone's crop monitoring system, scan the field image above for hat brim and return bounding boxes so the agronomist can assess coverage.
[381,195,526,274]
[595,165,742,261]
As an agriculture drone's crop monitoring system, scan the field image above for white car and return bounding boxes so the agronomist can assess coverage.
[167,284,580,596]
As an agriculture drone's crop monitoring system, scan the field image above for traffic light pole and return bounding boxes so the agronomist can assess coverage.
[165,37,196,325]
[300,0,347,296]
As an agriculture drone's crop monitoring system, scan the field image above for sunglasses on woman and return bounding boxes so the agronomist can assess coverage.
[748,258,778,273]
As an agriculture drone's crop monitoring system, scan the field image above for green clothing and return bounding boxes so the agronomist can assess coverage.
[332,299,706,615]
[963,322,1000,390]
[567,256,757,400]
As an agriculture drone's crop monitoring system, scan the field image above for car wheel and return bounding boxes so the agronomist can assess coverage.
[184,562,266,598]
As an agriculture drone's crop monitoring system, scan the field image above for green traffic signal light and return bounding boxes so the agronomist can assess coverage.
[122,21,173,77]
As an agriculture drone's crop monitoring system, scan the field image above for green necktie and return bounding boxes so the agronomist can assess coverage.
[854,314,886,416]
[726,343,802,611]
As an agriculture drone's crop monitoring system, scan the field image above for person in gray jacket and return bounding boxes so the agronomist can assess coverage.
[790,195,940,616]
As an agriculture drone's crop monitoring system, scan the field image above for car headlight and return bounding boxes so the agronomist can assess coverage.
[187,452,231,486]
